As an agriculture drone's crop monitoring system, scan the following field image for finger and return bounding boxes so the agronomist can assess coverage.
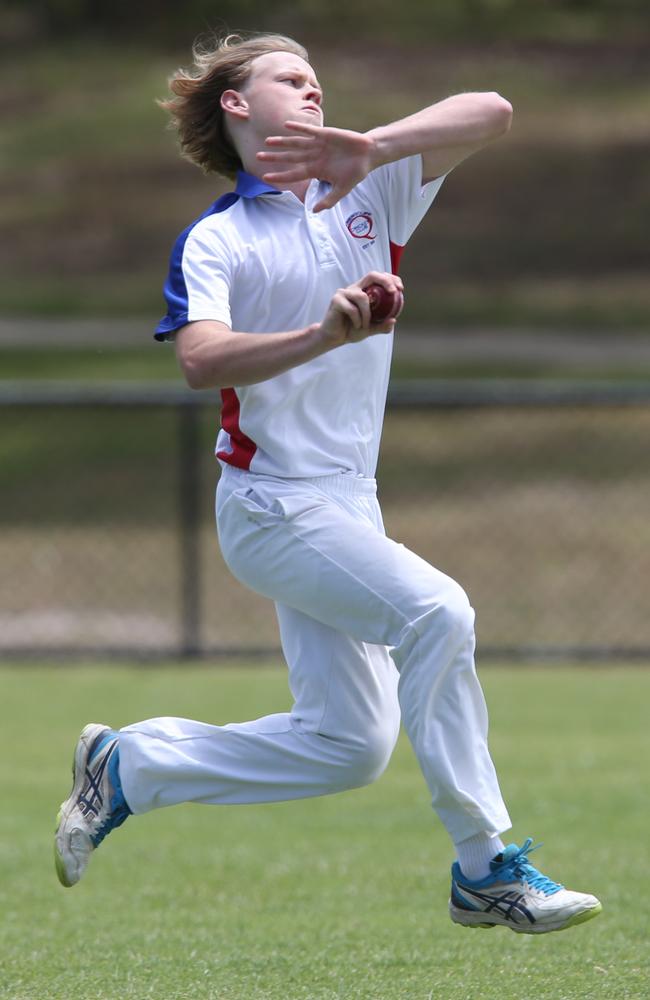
[347,288,372,328]
[332,294,363,330]
[378,273,403,294]
[264,135,316,148]
[262,167,313,183]
[357,271,404,294]
[284,121,323,135]
[313,197,337,213]
[257,150,314,164]
[372,318,397,334]
[313,185,348,213]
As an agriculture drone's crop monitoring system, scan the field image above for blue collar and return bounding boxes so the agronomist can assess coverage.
[235,170,282,199]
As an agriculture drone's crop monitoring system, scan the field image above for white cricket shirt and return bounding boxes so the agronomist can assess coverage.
[156,155,444,478]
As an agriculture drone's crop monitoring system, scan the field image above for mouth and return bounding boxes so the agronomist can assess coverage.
[302,105,322,116]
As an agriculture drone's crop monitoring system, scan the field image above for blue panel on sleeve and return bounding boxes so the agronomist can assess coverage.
[154,192,240,341]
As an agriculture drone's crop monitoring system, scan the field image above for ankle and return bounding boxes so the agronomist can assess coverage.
[455,831,505,881]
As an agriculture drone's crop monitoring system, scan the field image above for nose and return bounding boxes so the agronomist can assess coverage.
[305,85,322,106]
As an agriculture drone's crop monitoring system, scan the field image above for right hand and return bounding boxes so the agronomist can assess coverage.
[318,272,404,348]
[258,122,376,213]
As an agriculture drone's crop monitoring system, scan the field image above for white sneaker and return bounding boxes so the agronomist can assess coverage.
[54,723,130,887]
[449,838,602,934]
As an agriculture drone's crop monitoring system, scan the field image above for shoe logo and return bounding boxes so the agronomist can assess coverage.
[456,883,536,924]
[77,744,114,819]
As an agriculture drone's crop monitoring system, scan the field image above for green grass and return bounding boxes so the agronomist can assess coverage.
[1,664,649,999]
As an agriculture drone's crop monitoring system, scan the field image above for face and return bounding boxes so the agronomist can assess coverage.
[237,51,324,138]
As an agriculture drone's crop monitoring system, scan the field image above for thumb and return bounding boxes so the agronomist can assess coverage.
[313,184,345,213]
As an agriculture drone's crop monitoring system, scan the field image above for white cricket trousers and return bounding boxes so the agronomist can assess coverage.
[120,466,511,844]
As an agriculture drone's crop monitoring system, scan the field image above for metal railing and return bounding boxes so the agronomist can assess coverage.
[2,380,649,662]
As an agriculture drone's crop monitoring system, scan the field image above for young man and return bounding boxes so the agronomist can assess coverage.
[55,33,601,933]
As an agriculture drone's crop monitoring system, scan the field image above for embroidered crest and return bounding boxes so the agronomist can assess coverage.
[346,211,376,241]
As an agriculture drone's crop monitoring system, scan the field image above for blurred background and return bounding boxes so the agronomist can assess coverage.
[1,0,649,660]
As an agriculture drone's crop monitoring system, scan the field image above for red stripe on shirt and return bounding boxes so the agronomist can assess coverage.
[390,240,405,274]
[217,387,257,469]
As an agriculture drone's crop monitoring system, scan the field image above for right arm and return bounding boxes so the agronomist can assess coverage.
[175,271,403,390]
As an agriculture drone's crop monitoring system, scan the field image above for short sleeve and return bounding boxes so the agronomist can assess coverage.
[362,154,446,248]
[154,222,233,341]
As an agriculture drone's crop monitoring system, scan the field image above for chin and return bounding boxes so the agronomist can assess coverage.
[298,110,323,124]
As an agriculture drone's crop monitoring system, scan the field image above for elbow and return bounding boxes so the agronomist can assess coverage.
[184,368,207,391]
[181,355,218,391]
[485,92,513,136]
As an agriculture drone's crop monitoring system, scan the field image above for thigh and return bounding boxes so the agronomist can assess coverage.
[276,602,400,744]
[217,475,461,648]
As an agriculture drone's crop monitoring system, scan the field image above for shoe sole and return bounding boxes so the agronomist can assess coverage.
[54,723,109,887]
[450,900,602,934]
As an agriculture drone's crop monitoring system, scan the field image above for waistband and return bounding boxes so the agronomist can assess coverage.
[220,464,377,498]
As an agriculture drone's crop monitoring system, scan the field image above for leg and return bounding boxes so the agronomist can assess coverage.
[55,613,399,887]
[55,470,601,929]
[278,602,400,779]
[118,610,400,812]
[212,472,510,843]
[213,475,602,933]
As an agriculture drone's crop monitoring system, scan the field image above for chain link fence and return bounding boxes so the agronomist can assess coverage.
[2,381,649,661]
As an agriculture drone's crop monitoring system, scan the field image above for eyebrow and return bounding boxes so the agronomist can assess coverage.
[276,67,322,90]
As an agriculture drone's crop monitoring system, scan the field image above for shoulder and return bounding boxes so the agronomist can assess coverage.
[363,155,446,210]
[173,192,243,257]
[370,155,426,188]
[347,155,423,204]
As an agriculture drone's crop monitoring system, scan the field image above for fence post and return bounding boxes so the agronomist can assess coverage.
[178,401,201,657]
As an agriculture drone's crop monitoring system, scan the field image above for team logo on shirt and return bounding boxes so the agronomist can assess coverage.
[346,211,376,242]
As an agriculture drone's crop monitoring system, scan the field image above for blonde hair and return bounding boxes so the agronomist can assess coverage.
[159,33,309,179]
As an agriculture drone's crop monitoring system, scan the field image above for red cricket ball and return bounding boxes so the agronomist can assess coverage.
[365,283,404,323]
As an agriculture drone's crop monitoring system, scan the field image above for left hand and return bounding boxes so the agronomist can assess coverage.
[256,122,375,212]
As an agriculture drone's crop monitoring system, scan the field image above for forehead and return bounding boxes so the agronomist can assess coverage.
[248,51,320,86]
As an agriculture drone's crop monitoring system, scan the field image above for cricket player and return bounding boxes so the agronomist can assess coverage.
[55,32,601,934]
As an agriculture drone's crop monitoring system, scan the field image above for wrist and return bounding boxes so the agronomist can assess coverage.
[365,126,391,170]
[307,322,336,353]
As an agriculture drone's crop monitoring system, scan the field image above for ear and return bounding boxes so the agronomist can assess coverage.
[221,89,249,121]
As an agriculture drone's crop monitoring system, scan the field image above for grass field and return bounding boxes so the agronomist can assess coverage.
[1,664,649,999]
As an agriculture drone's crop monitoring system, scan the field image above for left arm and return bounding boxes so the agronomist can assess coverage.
[368,92,513,184]
[258,92,512,211]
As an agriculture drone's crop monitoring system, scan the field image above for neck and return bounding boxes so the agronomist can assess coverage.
[281,178,311,202]
[243,161,311,203]
[236,130,311,202]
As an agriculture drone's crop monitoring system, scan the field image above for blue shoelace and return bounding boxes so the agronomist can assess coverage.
[92,796,130,847]
[494,838,563,896]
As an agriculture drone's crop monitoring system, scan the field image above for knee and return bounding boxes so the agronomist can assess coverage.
[340,722,399,790]
[391,579,475,675]
[433,580,475,641]
[397,579,475,661]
